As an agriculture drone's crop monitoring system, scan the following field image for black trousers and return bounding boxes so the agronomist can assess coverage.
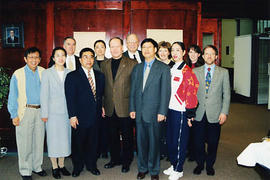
[97,116,109,157]
[107,111,134,166]
[71,124,99,172]
[193,113,221,169]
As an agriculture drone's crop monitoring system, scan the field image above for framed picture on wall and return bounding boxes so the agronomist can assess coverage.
[2,23,24,48]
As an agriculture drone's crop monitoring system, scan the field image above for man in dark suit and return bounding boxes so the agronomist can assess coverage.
[123,33,144,63]
[192,45,231,176]
[129,38,171,180]
[48,37,80,70]
[65,48,105,177]
[7,30,18,43]
[100,37,137,173]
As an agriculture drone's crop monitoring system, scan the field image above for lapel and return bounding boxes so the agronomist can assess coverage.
[115,56,127,81]
[50,66,62,86]
[106,59,114,87]
[138,63,144,92]
[94,70,100,96]
[143,60,159,91]
[208,66,219,93]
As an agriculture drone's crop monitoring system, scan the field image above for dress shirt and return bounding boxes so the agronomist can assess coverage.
[82,66,96,88]
[143,59,155,74]
[111,57,122,80]
[128,50,142,63]
[8,65,41,119]
[66,55,76,70]
[204,64,215,78]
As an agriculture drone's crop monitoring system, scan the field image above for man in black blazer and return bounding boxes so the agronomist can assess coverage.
[48,37,81,70]
[65,48,105,177]
[7,30,18,43]
[123,33,144,63]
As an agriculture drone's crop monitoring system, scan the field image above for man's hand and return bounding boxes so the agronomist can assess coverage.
[12,117,20,126]
[157,114,165,122]
[102,107,105,118]
[41,118,48,122]
[219,113,227,125]
[130,112,136,119]
[70,117,79,129]
[187,117,194,127]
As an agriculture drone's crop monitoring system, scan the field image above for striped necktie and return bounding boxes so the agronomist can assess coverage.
[205,67,211,93]
[88,70,96,100]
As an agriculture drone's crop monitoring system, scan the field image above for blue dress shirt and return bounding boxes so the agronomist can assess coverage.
[8,65,41,119]
[204,64,215,79]
[143,59,155,74]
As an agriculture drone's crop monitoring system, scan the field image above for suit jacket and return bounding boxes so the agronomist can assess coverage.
[123,50,144,63]
[100,56,137,117]
[40,66,70,117]
[65,67,105,127]
[7,36,18,43]
[48,55,81,70]
[193,65,231,123]
[129,59,171,124]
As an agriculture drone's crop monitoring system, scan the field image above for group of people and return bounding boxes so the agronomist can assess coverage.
[7,33,230,180]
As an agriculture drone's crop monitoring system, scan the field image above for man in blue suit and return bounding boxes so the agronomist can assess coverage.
[65,48,105,177]
[129,38,171,180]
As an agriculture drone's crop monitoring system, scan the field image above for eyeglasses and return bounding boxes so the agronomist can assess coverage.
[82,55,94,59]
[27,56,40,60]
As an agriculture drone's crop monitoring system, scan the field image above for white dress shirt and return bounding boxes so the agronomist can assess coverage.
[82,67,96,88]
[128,50,142,63]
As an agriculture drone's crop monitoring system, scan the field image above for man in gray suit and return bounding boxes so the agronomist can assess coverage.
[192,45,231,176]
[129,38,171,180]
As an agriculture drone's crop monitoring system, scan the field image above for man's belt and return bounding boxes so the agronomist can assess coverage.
[26,104,41,109]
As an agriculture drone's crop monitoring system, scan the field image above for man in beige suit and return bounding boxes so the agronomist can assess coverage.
[192,45,230,176]
[100,37,137,173]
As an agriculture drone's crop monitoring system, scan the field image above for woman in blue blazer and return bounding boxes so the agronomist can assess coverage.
[40,47,71,179]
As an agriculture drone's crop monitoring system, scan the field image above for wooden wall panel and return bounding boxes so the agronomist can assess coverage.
[131,9,198,50]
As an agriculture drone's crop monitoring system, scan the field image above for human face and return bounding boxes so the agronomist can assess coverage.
[110,39,123,59]
[10,30,14,38]
[79,51,94,70]
[202,47,217,66]
[171,43,185,62]
[142,42,157,61]
[94,42,106,57]
[63,38,76,56]
[53,49,66,66]
[24,52,41,72]
[158,47,170,61]
[126,34,139,53]
[188,49,200,63]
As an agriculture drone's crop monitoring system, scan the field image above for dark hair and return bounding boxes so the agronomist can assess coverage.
[156,41,172,59]
[79,47,95,58]
[63,36,76,45]
[141,38,158,49]
[186,44,205,68]
[171,41,185,51]
[48,47,67,68]
[94,40,106,49]
[109,37,123,46]
[203,45,218,55]
[24,47,41,58]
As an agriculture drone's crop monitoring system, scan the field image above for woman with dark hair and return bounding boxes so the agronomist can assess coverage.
[186,44,204,69]
[163,42,199,180]
[40,47,71,179]
[157,41,175,68]
[93,40,108,71]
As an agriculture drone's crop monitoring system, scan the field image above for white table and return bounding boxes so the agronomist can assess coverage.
[237,141,270,169]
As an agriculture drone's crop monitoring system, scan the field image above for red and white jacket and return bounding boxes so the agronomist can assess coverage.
[169,61,199,118]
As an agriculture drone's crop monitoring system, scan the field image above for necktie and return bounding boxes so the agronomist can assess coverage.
[67,57,74,71]
[133,54,137,60]
[205,67,211,93]
[143,64,150,91]
[88,70,96,100]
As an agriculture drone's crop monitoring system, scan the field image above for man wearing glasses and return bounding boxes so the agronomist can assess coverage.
[65,48,105,177]
[8,47,47,180]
